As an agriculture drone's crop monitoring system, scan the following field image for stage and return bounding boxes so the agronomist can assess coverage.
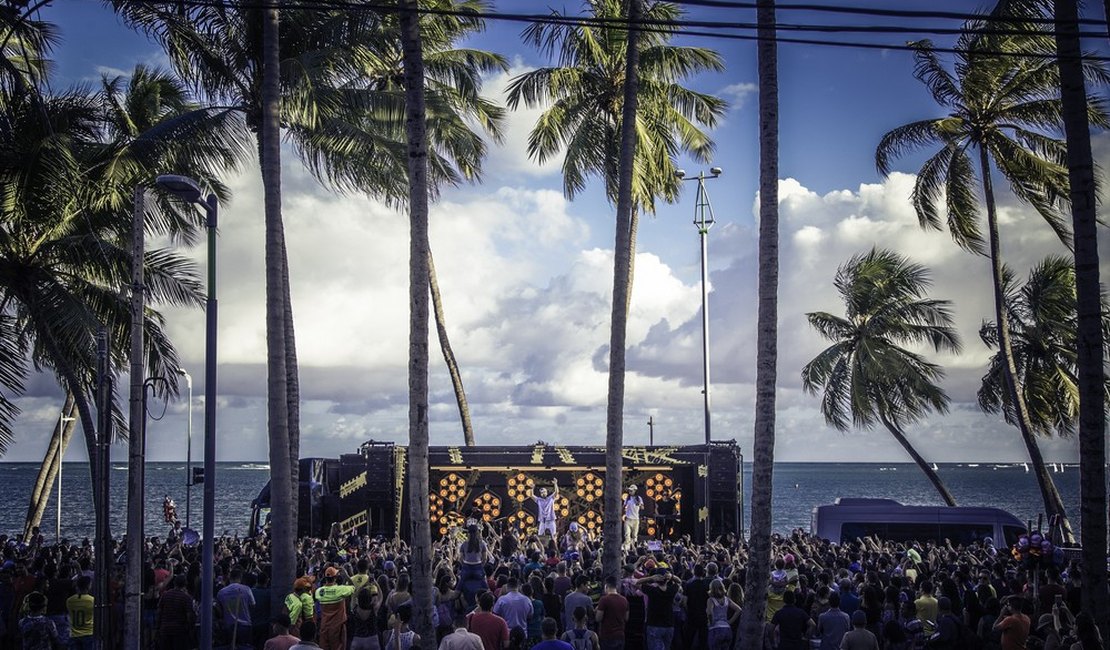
[254,441,744,544]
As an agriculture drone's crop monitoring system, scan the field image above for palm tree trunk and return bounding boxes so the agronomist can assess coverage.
[739,2,778,648]
[283,244,301,527]
[977,145,1075,543]
[625,208,639,316]
[399,1,434,646]
[1055,0,1108,630]
[261,0,295,616]
[879,414,957,507]
[23,393,77,538]
[429,249,475,446]
[602,0,640,582]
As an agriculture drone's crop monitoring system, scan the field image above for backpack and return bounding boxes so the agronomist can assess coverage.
[567,628,592,650]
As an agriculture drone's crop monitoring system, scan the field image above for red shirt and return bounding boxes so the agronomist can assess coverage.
[467,611,509,650]
[998,613,1030,650]
[596,593,629,640]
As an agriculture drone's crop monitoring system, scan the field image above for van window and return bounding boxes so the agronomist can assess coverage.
[840,522,993,545]
[1003,525,1025,546]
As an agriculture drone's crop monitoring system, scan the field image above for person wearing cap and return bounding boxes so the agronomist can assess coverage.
[839,610,878,650]
[621,486,643,551]
[19,591,60,650]
[316,565,357,650]
[286,576,316,636]
[530,479,561,537]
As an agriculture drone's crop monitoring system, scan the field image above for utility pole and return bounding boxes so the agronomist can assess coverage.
[647,416,655,446]
[124,185,146,650]
[94,327,111,646]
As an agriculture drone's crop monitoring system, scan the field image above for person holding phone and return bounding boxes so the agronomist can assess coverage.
[992,597,1031,650]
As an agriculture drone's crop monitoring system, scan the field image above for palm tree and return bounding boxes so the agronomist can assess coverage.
[802,248,961,506]
[738,1,778,647]
[978,257,1109,439]
[1055,0,1108,629]
[13,63,242,535]
[874,0,1110,541]
[506,0,723,579]
[505,0,726,295]
[398,0,434,643]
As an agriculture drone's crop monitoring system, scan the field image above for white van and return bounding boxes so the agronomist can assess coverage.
[811,498,1025,547]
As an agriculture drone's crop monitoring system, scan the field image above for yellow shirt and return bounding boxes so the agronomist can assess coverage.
[66,594,94,638]
[350,574,370,593]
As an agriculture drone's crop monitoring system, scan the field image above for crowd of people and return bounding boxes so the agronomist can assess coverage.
[0,509,1103,650]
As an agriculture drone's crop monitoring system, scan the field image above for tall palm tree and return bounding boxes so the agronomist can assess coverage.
[14,63,242,535]
[505,0,726,294]
[506,0,723,578]
[874,0,1110,541]
[398,0,434,643]
[978,257,1109,439]
[1055,0,1107,629]
[803,248,961,506]
[738,1,778,647]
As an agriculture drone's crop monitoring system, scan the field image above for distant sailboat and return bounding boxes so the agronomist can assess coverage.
[931,462,939,471]
[1023,462,1030,472]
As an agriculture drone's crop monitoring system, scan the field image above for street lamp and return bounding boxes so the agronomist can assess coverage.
[155,174,219,649]
[675,167,721,445]
[176,368,193,529]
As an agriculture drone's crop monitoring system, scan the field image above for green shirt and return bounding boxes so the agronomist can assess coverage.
[316,585,356,605]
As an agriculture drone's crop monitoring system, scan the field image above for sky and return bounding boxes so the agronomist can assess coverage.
[10,0,1110,464]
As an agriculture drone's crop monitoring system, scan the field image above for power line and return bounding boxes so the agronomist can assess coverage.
[140,0,1110,63]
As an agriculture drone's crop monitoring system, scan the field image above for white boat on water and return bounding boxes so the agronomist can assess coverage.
[931,463,939,471]
[1023,462,1030,472]
[968,463,979,467]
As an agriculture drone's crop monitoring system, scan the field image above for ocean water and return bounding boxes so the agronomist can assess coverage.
[0,462,1083,542]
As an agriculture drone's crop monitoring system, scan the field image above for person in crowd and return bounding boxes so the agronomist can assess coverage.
[316,565,356,650]
[157,574,195,650]
[290,620,321,650]
[840,610,879,650]
[638,565,681,650]
[19,592,59,650]
[494,576,534,637]
[596,576,629,650]
[994,596,1031,650]
[385,603,420,650]
[441,612,486,650]
[563,575,593,635]
[66,575,94,650]
[264,617,301,650]
[468,591,510,650]
[533,617,574,650]
[771,589,812,650]
[816,591,851,650]
[562,606,600,650]
[218,568,257,647]
[705,578,739,650]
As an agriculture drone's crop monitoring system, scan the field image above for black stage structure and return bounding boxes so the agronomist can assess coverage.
[251,442,744,544]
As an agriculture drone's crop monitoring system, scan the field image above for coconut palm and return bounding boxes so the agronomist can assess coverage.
[978,256,1110,438]
[116,0,506,602]
[505,0,726,292]
[505,0,723,579]
[874,0,1110,540]
[802,248,961,506]
[738,2,778,647]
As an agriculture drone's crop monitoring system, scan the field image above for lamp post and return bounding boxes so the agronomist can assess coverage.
[155,174,218,649]
[56,414,76,543]
[675,167,721,445]
[176,368,193,529]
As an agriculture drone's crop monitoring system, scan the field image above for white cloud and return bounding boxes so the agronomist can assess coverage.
[720,82,757,110]
[482,60,565,179]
